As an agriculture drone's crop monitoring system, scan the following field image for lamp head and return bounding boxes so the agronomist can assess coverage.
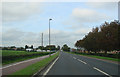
[49,19,52,20]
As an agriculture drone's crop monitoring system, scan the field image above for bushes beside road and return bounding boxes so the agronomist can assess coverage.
[73,51,119,59]
[2,50,55,65]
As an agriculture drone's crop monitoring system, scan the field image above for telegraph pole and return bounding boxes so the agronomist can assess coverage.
[41,33,43,52]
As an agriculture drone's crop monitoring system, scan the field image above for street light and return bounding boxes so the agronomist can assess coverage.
[49,18,52,56]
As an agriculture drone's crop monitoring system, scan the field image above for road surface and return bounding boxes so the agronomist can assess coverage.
[44,51,119,76]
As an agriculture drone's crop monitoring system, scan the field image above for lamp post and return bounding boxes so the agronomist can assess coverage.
[49,18,52,56]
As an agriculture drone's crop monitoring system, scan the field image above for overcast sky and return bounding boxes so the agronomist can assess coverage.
[1,0,118,48]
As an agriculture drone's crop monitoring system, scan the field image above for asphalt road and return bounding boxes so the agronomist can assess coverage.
[45,51,119,76]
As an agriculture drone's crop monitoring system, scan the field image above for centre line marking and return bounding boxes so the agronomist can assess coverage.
[77,59,87,64]
[93,67,112,77]
[73,57,76,59]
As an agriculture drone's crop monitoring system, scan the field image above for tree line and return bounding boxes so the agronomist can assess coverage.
[75,20,120,54]
[37,45,60,51]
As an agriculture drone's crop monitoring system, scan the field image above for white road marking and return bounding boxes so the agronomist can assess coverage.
[43,57,59,76]
[77,59,87,64]
[73,57,76,59]
[93,67,112,77]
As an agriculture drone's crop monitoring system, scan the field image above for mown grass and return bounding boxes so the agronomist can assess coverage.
[10,51,59,77]
[2,50,49,56]
[65,51,120,62]
[2,50,54,65]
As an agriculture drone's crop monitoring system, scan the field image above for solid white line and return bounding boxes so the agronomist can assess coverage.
[93,67,112,77]
[73,57,76,59]
[77,59,87,64]
[43,57,59,76]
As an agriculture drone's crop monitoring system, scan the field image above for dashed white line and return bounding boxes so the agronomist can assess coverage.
[93,67,112,77]
[73,57,76,59]
[77,59,87,64]
[43,57,59,76]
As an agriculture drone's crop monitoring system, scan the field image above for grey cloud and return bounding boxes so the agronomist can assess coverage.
[2,28,84,48]
[2,29,25,41]
[86,2,118,10]
[2,2,42,22]
[72,8,111,23]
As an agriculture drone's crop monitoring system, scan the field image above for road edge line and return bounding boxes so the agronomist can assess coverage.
[43,56,59,76]
[93,67,112,77]
[32,52,59,77]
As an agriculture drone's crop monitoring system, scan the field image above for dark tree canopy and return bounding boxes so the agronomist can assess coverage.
[25,45,28,49]
[62,44,70,51]
[75,20,120,53]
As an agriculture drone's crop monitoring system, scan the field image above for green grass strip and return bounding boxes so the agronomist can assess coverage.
[10,51,59,77]
[65,51,120,62]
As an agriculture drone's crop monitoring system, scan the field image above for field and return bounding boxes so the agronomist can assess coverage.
[2,50,54,65]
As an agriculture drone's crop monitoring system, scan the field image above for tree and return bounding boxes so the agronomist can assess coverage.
[25,45,28,49]
[57,45,60,50]
[75,20,120,54]
[46,45,56,50]
[31,45,33,49]
[17,47,24,51]
[38,46,44,50]
[62,44,70,52]
[10,46,16,48]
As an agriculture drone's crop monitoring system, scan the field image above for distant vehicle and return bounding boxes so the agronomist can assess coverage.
[26,48,33,52]
[36,49,42,52]
[47,50,50,52]
[37,49,46,52]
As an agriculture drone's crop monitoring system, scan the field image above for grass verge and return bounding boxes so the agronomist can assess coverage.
[65,51,120,62]
[10,51,59,77]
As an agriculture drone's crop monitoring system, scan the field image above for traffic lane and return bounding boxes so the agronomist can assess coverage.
[70,53,119,75]
[47,51,104,75]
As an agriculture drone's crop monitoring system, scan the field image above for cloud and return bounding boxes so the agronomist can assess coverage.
[2,28,85,48]
[63,8,111,33]
[2,29,25,41]
[2,2,43,22]
[86,2,118,10]
[87,0,119,2]
[2,0,44,2]
[74,28,91,34]
[72,8,111,23]
[2,0,119,2]
[2,29,40,47]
